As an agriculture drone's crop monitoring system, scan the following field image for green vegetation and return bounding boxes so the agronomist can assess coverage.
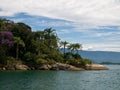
[0,18,91,68]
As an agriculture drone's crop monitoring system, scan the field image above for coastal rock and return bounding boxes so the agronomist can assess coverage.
[38,64,51,70]
[15,65,30,70]
[51,63,84,71]
[68,65,85,71]
[2,67,6,70]
[0,65,3,70]
[85,64,108,70]
[5,65,15,70]
[0,67,2,70]
[51,63,70,70]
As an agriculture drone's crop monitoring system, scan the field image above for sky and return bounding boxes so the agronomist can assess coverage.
[0,0,120,52]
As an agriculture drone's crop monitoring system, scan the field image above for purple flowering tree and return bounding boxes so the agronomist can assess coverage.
[0,31,14,47]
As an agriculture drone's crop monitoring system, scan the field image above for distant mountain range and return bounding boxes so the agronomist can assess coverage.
[79,51,120,63]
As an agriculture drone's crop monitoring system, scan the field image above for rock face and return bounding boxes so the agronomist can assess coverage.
[51,63,70,70]
[5,65,15,70]
[15,65,30,70]
[51,63,85,71]
[85,64,108,70]
[68,65,85,71]
[38,64,51,70]
[37,63,85,71]
[0,63,108,71]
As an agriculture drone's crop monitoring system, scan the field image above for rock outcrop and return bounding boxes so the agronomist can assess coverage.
[0,63,108,71]
[85,64,108,70]
[38,64,51,70]
[5,65,15,70]
[68,65,85,71]
[15,65,30,70]
[51,63,70,70]
[37,63,85,71]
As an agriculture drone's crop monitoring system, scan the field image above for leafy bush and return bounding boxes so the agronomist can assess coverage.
[72,54,82,59]
[0,45,6,64]
[66,58,90,67]
[6,56,23,65]
[24,52,36,61]
[64,52,82,59]
[64,52,72,59]
[47,59,56,65]
[83,58,92,64]
[35,58,47,65]
[44,50,64,63]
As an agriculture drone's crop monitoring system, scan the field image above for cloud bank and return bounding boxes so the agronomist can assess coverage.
[0,0,120,26]
[0,0,120,52]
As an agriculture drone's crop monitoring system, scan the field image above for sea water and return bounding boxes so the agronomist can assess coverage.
[0,65,120,90]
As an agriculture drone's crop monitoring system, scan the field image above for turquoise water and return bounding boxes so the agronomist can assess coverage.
[0,65,120,90]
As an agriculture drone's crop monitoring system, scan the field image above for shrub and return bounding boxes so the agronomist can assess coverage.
[24,52,36,61]
[35,58,47,65]
[83,58,92,64]
[72,54,82,59]
[6,56,23,65]
[66,58,86,67]
[47,59,56,65]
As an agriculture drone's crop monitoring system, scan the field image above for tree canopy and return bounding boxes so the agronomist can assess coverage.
[0,18,91,67]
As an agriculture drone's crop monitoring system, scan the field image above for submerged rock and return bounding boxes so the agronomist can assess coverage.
[85,64,108,70]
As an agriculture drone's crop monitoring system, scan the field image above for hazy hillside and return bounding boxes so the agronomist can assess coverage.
[79,51,120,63]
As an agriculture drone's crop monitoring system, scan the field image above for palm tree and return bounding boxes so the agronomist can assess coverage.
[35,31,44,41]
[68,43,82,54]
[14,37,25,59]
[44,28,56,48]
[75,43,82,54]
[68,44,76,54]
[60,41,69,57]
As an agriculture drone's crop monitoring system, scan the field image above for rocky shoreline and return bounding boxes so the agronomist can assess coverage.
[0,63,108,71]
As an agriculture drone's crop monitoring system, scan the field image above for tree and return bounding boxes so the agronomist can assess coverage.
[74,43,82,54]
[60,41,69,57]
[34,31,44,41]
[0,31,14,47]
[44,28,58,49]
[68,44,76,54]
[0,31,14,56]
[14,37,25,59]
[68,43,82,54]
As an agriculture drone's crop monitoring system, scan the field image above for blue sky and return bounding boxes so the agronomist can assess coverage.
[0,0,120,52]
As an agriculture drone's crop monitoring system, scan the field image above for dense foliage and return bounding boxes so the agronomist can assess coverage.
[0,18,91,67]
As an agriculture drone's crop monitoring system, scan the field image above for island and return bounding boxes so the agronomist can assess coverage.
[0,18,108,71]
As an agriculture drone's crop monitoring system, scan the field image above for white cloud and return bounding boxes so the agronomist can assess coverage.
[0,0,120,52]
[83,43,120,52]
[56,29,73,34]
[0,0,120,26]
[36,20,72,27]
[95,32,113,37]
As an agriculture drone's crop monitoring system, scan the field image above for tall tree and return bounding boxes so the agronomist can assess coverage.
[0,31,14,56]
[68,43,82,54]
[44,28,58,49]
[0,31,14,47]
[74,43,82,54]
[14,37,25,59]
[60,41,69,57]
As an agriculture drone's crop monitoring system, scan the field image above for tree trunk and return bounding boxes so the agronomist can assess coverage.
[63,45,65,58]
[16,43,19,60]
